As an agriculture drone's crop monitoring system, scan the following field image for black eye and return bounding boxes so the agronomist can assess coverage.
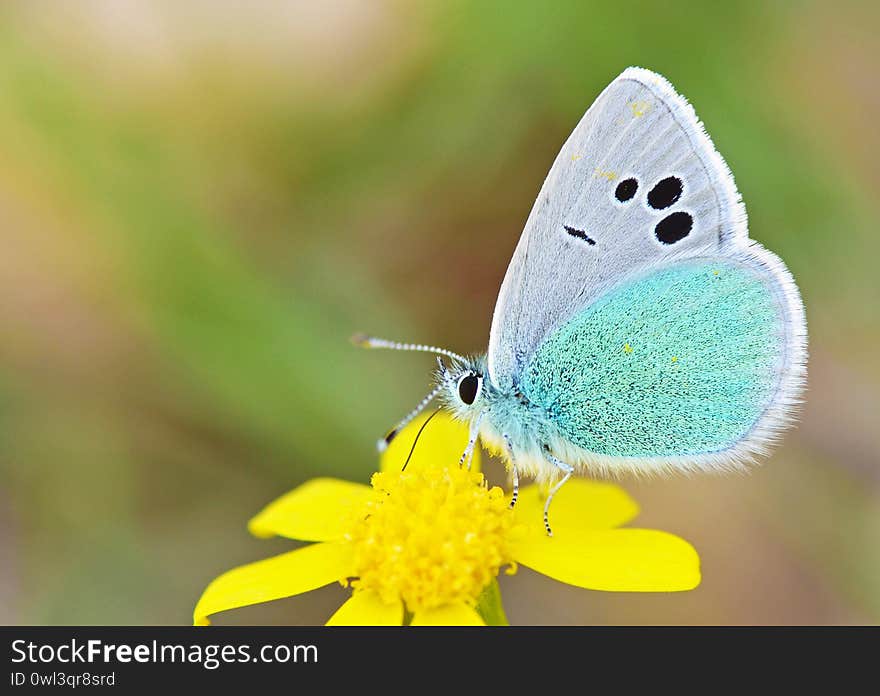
[647,176,683,209]
[458,374,480,405]
[615,178,638,202]
[655,211,693,244]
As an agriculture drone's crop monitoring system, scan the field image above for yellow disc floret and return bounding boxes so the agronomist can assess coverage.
[345,466,515,615]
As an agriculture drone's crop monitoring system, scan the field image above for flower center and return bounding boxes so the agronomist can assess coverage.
[345,466,515,615]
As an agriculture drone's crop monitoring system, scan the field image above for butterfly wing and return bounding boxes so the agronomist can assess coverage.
[488,67,748,390]
[519,251,806,474]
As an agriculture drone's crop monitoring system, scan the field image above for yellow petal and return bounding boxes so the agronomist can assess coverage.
[325,591,403,626]
[380,411,481,473]
[249,478,372,542]
[514,479,639,532]
[410,602,486,626]
[511,528,700,592]
[193,542,354,626]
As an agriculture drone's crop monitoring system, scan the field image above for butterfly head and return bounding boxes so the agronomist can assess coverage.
[435,355,489,419]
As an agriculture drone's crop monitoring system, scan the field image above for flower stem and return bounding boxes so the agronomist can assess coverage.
[475,579,509,626]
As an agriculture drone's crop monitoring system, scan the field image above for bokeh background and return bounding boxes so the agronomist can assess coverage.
[0,1,877,625]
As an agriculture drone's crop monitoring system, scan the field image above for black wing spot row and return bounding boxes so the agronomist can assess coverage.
[564,225,596,245]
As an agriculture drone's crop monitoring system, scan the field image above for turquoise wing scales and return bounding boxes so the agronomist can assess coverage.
[520,256,799,463]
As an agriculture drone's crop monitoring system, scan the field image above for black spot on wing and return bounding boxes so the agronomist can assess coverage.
[648,176,683,209]
[615,178,638,202]
[564,226,595,245]
[654,211,693,244]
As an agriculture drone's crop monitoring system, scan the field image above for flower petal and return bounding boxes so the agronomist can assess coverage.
[410,602,486,626]
[193,543,354,626]
[380,411,481,473]
[514,479,639,532]
[511,528,700,592]
[248,478,372,542]
[325,591,403,626]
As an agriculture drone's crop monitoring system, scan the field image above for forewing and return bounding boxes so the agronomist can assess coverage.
[488,67,746,389]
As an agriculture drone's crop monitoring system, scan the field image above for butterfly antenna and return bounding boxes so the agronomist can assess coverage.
[351,333,467,364]
[401,408,442,472]
[377,382,445,452]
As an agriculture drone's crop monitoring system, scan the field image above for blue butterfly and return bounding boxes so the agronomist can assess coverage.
[355,67,807,535]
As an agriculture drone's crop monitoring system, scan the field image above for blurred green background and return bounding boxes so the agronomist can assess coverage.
[0,1,877,625]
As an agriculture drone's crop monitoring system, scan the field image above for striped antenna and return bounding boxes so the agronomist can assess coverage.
[377,382,444,452]
[351,333,467,364]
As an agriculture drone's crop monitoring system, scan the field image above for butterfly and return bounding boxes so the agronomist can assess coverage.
[354,67,807,535]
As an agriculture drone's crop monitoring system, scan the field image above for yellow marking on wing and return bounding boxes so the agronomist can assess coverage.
[570,153,582,162]
[623,343,633,354]
[628,99,652,118]
[713,270,720,276]
[671,356,678,363]
[594,168,618,181]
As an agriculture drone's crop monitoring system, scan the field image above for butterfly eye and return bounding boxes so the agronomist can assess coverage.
[647,176,683,209]
[614,178,638,202]
[457,373,482,405]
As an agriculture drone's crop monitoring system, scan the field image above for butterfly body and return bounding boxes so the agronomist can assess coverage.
[438,355,562,482]
[358,66,807,531]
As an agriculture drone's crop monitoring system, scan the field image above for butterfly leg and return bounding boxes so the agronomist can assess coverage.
[457,411,484,470]
[543,454,574,537]
[503,434,519,509]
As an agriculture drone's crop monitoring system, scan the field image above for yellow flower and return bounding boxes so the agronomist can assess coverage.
[194,413,700,626]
